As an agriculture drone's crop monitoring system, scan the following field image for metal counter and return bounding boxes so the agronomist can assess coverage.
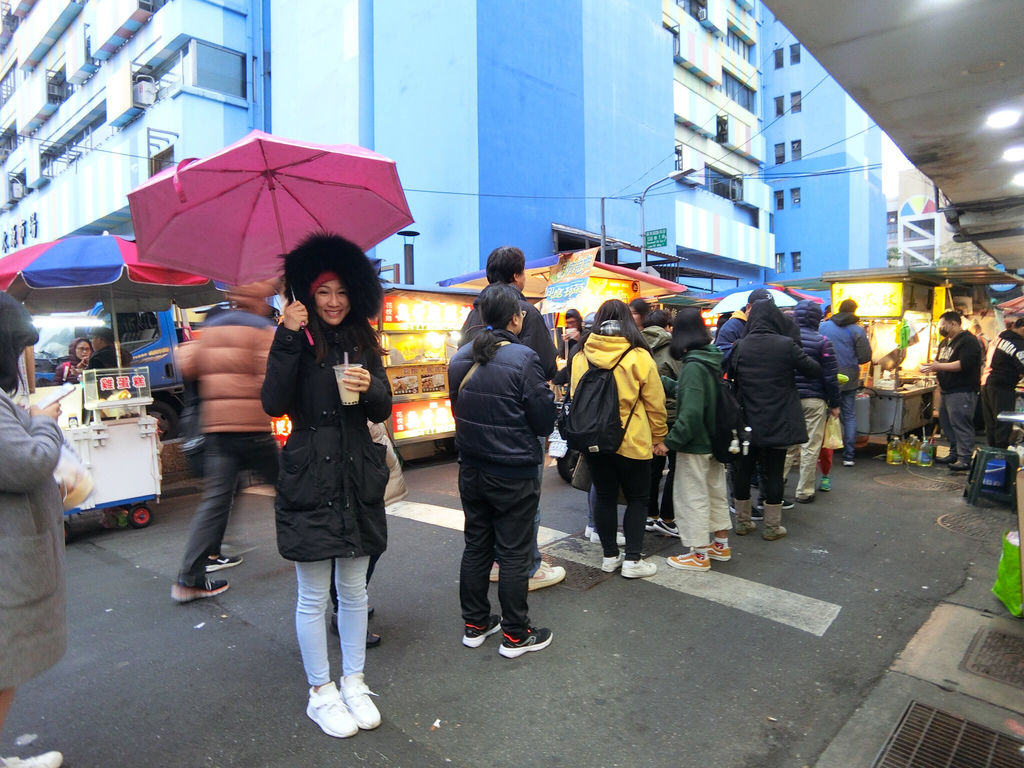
[867,384,936,437]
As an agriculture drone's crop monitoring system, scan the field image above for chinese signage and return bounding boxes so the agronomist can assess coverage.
[382,296,472,331]
[542,248,597,314]
[98,372,148,392]
[271,415,292,447]
[831,282,904,319]
[392,399,455,441]
[644,228,667,249]
[1,212,39,253]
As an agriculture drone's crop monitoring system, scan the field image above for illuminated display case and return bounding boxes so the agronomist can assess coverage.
[379,287,476,444]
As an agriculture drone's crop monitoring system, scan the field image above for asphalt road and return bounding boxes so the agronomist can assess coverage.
[3,445,1011,768]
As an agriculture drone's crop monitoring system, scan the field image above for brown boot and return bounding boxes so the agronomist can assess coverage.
[762,503,787,540]
[733,498,756,535]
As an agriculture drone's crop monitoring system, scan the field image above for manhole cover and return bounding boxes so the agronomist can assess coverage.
[874,473,965,492]
[937,509,1012,541]
[874,701,1024,768]
[540,553,613,591]
[962,629,1024,689]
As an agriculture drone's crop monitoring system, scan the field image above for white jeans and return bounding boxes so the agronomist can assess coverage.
[294,557,369,685]
[672,452,731,548]
[783,398,828,499]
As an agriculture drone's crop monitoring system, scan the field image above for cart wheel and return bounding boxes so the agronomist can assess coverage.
[63,520,73,544]
[128,505,152,529]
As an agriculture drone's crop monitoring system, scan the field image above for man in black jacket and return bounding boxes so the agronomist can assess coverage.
[981,317,1024,448]
[459,246,563,590]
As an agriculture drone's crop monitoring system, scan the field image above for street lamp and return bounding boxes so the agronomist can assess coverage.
[397,230,420,285]
[637,168,695,271]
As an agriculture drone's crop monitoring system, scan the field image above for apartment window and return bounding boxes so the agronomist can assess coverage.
[790,43,801,64]
[774,96,784,117]
[773,48,783,69]
[887,211,898,237]
[774,190,784,211]
[791,187,801,207]
[774,143,785,164]
[727,31,752,63]
[791,139,802,161]
[722,72,754,113]
[791,91,801,113]
[791,251,802,271]
[0,66,15,108]
[775,252,785,272]
[189,40,246,99]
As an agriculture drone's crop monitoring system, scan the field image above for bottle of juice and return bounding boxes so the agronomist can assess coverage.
[887,436,903,465]
[918,437,934,467]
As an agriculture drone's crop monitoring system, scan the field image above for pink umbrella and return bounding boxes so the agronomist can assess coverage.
[127,130,413,285]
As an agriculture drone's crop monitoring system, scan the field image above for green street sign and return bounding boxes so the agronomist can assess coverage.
[644,228,667,249]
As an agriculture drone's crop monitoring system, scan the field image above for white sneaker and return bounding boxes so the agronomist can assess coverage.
[0,753,64,768]
[585,525,625,546]
[601,553,624,572]
[644,516,657,532]
[621,558,657,579]
[306,681,358,738]
[341,673,382,730]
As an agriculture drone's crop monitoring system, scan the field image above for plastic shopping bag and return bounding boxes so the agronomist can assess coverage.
[991,530,1022,617]
[823,414,844,450]
[54,443,93,510]
[548,427,568,458]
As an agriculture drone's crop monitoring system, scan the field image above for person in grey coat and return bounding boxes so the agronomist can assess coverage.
[0,291,67,768]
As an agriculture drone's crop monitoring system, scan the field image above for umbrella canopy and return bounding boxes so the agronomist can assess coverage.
[439,255,685,302]
[127,130,414,285]
[710,287,797,316]
[0,235,224,313]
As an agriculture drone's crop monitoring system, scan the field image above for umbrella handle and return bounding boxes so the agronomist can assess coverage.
[172,158,199,203]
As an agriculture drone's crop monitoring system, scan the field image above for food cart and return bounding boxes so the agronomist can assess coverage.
[813,266,1024,440]
[47,367,162,539]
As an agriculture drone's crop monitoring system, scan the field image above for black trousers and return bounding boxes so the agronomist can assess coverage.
[459,465,539,638]
[177,433,279,587]
[981,384,1016,449]
[731,446,787,505]
[648,452,676,521]
[585,452,650,560]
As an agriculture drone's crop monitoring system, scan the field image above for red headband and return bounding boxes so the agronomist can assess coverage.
[309,270,341,295]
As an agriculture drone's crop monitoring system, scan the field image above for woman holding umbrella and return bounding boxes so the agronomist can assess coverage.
[261,233,392,739]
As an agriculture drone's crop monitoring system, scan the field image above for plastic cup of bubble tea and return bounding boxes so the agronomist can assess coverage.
[333,363,363,405]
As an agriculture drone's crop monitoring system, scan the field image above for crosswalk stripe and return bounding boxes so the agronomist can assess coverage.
[388,500,840,636]
[543,539,842,637]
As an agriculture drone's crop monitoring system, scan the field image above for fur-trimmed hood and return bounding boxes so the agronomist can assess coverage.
[282,232,383,321]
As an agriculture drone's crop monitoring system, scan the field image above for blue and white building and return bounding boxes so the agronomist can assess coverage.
[0,0,882,289]
[760,5,886,280]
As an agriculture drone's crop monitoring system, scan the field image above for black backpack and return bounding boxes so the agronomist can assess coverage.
[710,376,749,463]
[562,348,638,454]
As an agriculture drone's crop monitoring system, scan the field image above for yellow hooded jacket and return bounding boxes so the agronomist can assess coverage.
[569,333,668,460]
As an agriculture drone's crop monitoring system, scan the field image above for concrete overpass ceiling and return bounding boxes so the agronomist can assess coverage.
[765,0,1024,268]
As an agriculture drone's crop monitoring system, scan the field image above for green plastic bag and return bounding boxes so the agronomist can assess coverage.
[991,531,1022,617]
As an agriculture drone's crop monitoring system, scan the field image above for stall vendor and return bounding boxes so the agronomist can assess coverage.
[980,317,1024,449]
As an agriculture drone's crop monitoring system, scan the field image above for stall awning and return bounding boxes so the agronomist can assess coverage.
[817,266,1023,287]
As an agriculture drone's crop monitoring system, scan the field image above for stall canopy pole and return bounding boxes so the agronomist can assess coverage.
[108,287,123,368]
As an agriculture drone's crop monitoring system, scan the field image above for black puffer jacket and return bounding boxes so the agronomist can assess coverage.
[448,330,555,478]
[261,324,392,562]
[792,301,841,407]
[461,286,557,380]
[728,300,822,448]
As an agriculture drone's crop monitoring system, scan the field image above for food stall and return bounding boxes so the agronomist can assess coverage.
[815,266,1024,439]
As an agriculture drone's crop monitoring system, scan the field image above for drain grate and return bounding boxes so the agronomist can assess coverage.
[962,629,1024,690]
[873,701,1024,768]
[937,509,1013,541]
[874,473,965,492]
[540,553,614,591]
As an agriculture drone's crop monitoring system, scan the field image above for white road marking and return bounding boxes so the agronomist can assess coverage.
[544,539,842,637]
[385,500,565,546]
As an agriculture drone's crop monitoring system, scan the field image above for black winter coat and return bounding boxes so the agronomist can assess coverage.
[792,300,841,407]
[448,330,555,478]
[261,324,392,562]
[461,285,558,380]
[728,300,822,448]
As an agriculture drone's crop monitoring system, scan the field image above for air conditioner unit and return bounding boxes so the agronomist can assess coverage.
[133,77,157,107]
[697,7,708,21]
[9,178,24,200]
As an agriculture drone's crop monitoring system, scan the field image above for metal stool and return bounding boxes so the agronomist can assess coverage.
[963,446,1019,506]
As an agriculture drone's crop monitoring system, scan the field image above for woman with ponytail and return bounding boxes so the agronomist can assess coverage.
[448,282,556,658]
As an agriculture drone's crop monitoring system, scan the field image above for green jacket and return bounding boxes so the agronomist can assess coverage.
[642,325,680,421]
[664,344,721,455]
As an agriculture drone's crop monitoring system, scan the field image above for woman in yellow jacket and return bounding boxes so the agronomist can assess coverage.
[570,300,668,578]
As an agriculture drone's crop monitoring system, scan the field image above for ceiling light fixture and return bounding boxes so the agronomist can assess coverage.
[1003,146,1024,162]
[1013,172,1024,187]
[987,109,1021,129]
